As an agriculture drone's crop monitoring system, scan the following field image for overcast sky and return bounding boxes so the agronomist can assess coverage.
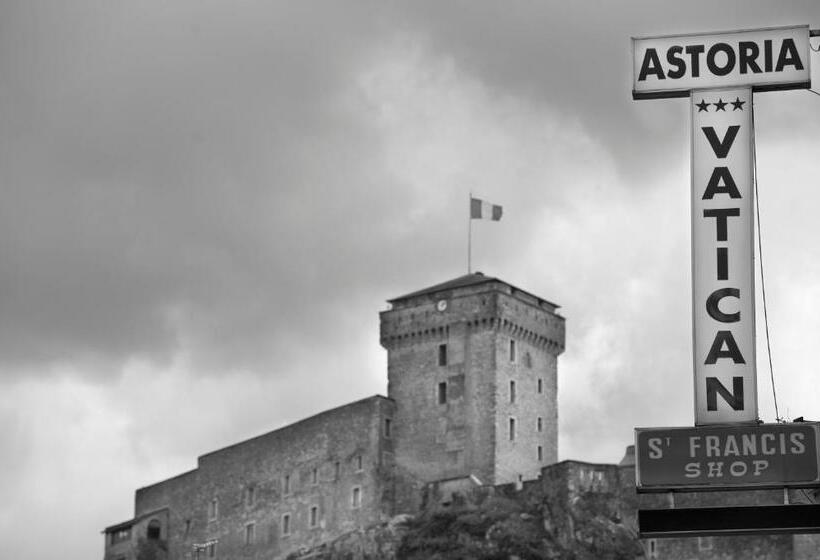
[2,2,820,558]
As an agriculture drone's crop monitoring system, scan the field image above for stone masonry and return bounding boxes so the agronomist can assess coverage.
[103,272,818,560]
[105,395,398,560]
[380,273,565,486]
[103,272,565,560]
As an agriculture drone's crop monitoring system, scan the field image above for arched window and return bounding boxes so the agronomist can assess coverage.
[147,519,161,540]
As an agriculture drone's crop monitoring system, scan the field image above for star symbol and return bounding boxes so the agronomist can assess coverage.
[714,98,727,111]
[731,97,745,111]
[696,99,710,112]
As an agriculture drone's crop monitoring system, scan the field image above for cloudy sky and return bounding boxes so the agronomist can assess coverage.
[2,2,819,558]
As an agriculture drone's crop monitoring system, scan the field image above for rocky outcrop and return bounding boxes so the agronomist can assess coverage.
[286,481,642,560]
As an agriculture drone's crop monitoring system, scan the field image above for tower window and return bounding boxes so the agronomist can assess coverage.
[509,418,516,441]
[283,474,291,495]
[437,382,447,404]
[537,378,543,394]
[334,461,341,480]
[537,445,543,461]
[147,520,161,540]
[245,485,255,507]
[537,417,543,432]
[352,487,361,508]
[207,543,216,558]
[438,344,447,366]
[282,514,291,536]
[509,340,516,362]
[384,418,392,438]
[698,536,713,551]
[111,529,131,544]
[509,380,516,403]
[245,522,255,545]
[524,352,532,368]
[311,467,318,485]
[208,498,218,521]
[356,455,363,471]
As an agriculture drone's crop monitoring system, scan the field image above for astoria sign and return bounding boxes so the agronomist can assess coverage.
[633,25,811,99]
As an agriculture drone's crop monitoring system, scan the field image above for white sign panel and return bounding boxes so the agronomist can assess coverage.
[633,26,811,99]
[691,87,757,425]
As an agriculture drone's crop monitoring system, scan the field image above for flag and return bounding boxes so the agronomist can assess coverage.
[470,197,502,221]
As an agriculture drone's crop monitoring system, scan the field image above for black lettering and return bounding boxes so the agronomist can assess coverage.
[666,45,686,79]
[764,40,773,72]
[705,330,746,364]
[702,126,740,158]
[702,167,741,199]
[707,43,736,76]
[686,44,705,77]
[776,38,804,72]
[706,376,745,410]
[706,288,740,323]
[717,247,728,280]
[703,208,740,241]
[638,48,665,81]
[739,41,761,74]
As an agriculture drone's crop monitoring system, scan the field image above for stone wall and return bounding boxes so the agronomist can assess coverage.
[380,277,564,487]
[104,508,170,560]
[107,396,397,560]
[494,290,562,484]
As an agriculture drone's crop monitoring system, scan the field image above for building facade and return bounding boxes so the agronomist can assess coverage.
[380,273,565,485]
[105,395,398,560]
[103,272,565,560]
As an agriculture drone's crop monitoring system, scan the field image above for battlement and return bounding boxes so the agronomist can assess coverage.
[380,273,564,353]
[103,273,565,560]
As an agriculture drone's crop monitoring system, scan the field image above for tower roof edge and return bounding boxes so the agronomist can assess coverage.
[387,272,560,311]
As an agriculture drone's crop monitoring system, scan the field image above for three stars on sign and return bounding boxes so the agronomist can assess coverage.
[696,97,746,112]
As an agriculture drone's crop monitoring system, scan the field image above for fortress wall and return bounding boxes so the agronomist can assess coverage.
[123,396,395,559]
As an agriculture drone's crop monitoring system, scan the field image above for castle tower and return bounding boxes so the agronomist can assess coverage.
[380,273,565,486]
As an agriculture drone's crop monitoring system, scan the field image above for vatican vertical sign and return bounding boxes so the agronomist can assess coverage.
[632,25,811,427]
[691,87,756,424]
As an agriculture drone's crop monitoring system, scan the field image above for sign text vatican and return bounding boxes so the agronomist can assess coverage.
[635,424,820,492]
[632,25,811,99]
[691,87,757,425]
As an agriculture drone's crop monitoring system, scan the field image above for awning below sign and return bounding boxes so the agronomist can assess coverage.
[639,504,820,537]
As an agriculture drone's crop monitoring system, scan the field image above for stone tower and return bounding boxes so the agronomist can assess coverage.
[380,273,565,486]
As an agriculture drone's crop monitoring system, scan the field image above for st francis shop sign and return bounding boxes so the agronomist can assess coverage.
[632,26,811,426]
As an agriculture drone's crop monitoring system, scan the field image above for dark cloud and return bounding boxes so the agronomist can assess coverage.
[1,0,817,378]
[397,0,820,180]
[0,1,404,372]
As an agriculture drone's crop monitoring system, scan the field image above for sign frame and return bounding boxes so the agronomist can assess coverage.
[632,25,811,100]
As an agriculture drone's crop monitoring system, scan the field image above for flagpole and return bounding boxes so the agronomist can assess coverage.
[467,192,472,273]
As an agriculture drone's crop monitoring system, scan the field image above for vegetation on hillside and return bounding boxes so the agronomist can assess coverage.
[396,492,642,560]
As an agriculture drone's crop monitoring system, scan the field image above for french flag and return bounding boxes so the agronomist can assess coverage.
[470,197,502,221]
